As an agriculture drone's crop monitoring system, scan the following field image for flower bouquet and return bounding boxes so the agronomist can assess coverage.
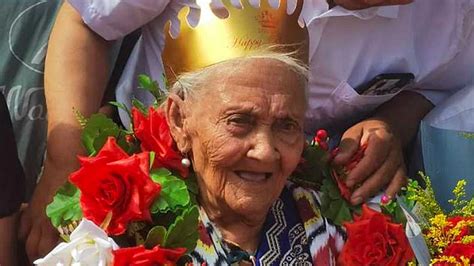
[35,76,199,265]
[292,130,474,266]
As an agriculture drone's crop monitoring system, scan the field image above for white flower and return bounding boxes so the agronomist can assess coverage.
[34,219,119,266]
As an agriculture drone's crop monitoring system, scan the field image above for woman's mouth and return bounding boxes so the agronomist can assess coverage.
[235,171,272,182]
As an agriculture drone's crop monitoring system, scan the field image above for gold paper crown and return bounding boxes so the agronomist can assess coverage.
[162,0,308,80]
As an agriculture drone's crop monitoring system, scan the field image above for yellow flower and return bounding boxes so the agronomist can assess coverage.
[431,255,470,266]
[461,235,474,244]
[426,214,450,253]
[425,215,474,255]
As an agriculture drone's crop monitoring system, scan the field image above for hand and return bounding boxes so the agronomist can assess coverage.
[18,165,68,262]
[332,119,407,205]
[331,0,413,10]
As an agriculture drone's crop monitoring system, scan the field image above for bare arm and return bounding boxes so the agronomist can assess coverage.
[0,213,19,266]
[19,1,112,261]
[44,1,111,188]
[372,91,434,149]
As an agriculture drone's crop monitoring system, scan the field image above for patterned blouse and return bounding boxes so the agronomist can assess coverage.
[188,182,345,265]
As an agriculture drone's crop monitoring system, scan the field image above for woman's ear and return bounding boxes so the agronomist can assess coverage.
[166,93,191,153]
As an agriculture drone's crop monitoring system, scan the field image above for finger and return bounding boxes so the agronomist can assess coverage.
[346,133,390,187]
[333,130,362,165]
[384,166,408,200]
[349,150,401,205]
[18,209,32,241]
[26,225,41,262]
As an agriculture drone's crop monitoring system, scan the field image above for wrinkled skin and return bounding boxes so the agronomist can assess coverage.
[167,58,306,251]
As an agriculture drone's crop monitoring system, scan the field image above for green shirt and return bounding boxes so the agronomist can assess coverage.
[0,0,62,199]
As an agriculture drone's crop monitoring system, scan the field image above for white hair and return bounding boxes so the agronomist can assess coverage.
[168,49,309,103]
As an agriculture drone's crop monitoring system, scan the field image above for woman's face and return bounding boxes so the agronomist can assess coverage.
[185,59,306,219]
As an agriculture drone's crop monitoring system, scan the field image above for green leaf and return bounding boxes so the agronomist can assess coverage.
[327,199,352,225]
[382,199,408,226]
[138,74,158,91]
[151,169,190,213]
[145,225,167,249]
[81,114,121,155]
[138,74,166,104]
[109,101,131,119]
[138,75,159,96]
[320,178,356,226]
[46,182,83,227]
[80,114,137,156]
[151,168,172,181]
[72,108,88,129]
[184,174,199,195]
[290,145,328,189]
[164,206,199,251]
[149,152,156,170]
[132,98,148,115]
[327,184,342,199]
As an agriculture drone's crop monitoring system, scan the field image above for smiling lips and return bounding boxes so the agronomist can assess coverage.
[235,171,272,182]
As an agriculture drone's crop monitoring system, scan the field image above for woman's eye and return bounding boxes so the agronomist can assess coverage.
[227,114,253,125]
[275,119,300,132]
[226,114,253,135]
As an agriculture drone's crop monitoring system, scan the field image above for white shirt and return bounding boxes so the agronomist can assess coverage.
[69,0,474,134]
[423,84,474,132]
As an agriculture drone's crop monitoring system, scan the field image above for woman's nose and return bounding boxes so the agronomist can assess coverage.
[246,131,280,162]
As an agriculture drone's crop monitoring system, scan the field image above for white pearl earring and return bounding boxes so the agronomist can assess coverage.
[181,157,191,168]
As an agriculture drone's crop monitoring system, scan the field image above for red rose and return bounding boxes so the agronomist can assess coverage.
[445,216,473,241]
[132,107,189,177]
[70,137,161,235]
[113,245,186,266]
[338,204,414,266]
[439,242,474,265]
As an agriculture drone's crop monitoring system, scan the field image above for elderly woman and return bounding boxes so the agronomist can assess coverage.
[164,52,343,265]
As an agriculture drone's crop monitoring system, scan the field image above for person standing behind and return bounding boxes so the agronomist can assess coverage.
[7,0,126,262]
[0,94,26,266]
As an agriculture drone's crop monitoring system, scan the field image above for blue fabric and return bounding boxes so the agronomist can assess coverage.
[420,121,474,211]
[255,187,312,265]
